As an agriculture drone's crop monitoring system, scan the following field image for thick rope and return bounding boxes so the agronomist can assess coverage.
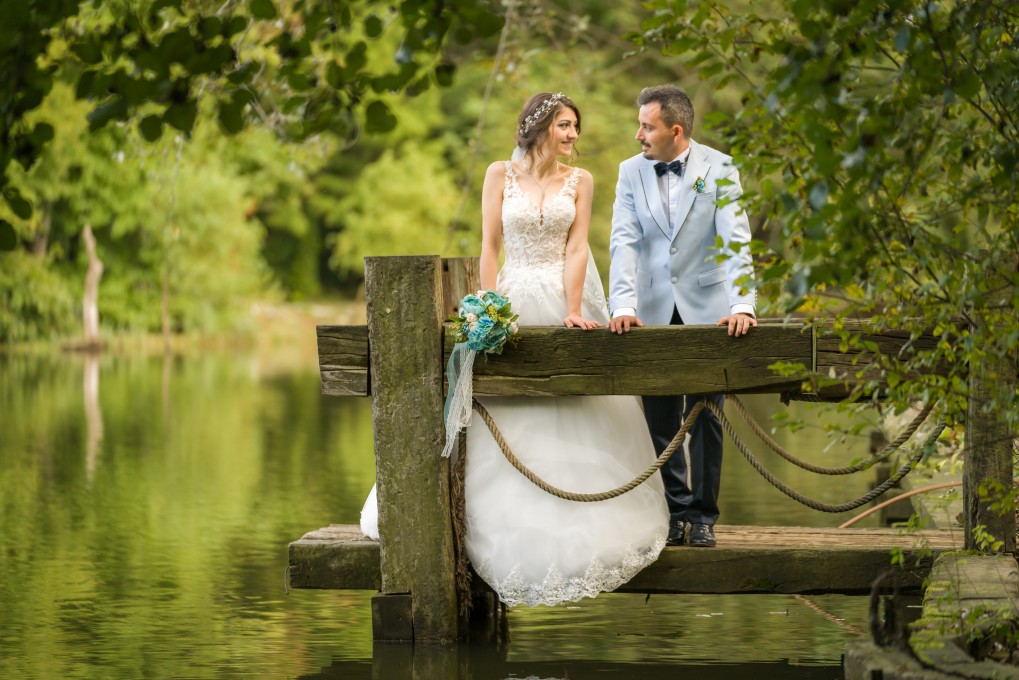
[706,399,947,513]
[727,396,936,475]
[471,399,705,502]
[472,397,944,512]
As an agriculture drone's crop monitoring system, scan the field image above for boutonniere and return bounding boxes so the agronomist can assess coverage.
[694,177,706,193]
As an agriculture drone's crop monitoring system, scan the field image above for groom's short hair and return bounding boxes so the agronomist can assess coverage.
[637,85,694,138]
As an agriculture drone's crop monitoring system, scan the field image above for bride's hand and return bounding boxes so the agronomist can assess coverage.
[564,313,601,330]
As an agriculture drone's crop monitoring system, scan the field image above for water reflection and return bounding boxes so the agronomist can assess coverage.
[0,351,883,679]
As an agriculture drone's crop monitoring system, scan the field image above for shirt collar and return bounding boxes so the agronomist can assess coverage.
[648,146,691,166]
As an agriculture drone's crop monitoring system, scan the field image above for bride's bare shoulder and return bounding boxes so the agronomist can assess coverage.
[568,165,594,188]
[486,160,509,177]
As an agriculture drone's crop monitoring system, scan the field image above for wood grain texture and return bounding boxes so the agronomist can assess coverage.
[317,325,369,396]
[289,524,963,595]
[365,255,457,642]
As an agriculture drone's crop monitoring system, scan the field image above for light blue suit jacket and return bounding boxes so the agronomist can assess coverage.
[608,139,755,326]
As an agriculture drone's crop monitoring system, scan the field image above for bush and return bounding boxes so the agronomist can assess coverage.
[0,252,77,343]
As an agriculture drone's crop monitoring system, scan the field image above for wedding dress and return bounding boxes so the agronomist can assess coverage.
[361,162,668,606]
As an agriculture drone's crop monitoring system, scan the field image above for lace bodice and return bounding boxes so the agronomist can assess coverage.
[500,161,580,273]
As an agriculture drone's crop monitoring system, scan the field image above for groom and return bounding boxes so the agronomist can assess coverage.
[607,85,756,548]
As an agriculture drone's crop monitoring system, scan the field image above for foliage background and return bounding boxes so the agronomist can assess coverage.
[0,0,754,342]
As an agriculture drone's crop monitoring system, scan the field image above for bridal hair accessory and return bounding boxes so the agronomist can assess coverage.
[520,92,565,134]
[442,290,519,458]
[694,176,706,193]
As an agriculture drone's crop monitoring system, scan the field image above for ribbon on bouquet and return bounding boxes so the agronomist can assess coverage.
[442,343,478,459]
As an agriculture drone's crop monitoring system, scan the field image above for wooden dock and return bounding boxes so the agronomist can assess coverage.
[296,254,1014,644]
[289,524,963,595]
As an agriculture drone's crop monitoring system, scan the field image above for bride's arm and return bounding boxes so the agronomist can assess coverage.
[479,162,505,291]
[563,169,599,330]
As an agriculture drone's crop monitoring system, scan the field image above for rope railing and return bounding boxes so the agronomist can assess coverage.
[726,396,936,476]
[470,397,944,513]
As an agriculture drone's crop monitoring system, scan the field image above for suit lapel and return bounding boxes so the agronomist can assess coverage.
[638,164,671,238]
[671,141,711,242]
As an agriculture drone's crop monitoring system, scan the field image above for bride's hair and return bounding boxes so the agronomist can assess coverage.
[514,92,581,162]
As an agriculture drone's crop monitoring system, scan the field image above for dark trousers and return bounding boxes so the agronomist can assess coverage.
[642,306,724,526]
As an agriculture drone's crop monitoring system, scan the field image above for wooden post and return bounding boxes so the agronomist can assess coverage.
[441,256,480,318]
[365,255,458,643]
[964,255,1018,553]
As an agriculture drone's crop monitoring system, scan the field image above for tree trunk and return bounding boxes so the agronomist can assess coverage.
[31,201,52,258]
[81,224,103,348]
[83,353,103,481]
[161,263,170,353]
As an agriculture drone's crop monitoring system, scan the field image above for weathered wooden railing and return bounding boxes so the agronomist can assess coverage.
[293,254,1015,645]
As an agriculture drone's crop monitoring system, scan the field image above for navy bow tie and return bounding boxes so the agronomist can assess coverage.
[654,160,684,177]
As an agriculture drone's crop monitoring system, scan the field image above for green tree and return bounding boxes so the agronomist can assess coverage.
[0,0,504,229]
[634,0,1018,429]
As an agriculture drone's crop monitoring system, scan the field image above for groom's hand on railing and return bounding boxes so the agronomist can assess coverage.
[608,315,643,334]
[717,313,758,337]
[564,313,602,330]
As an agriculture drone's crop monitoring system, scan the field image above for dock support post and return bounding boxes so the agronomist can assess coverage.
[365,255,458,643]
[963,255,1017,553]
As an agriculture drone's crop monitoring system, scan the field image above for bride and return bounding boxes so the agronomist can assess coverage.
[362,92,668,607]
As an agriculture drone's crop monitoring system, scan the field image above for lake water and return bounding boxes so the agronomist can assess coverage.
[0,348,890,679]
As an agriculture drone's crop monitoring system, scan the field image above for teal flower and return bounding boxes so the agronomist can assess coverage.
[460,294,487,316]
[450,290,519,355]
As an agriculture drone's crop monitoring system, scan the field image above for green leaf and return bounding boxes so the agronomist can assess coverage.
[346,42,367,73]
[250,0,277,20]
[227,62,257,84]
[76,70,97,98]
[364,100,397,133]
[87,96,128,130]
[29,123,54,145]
[218,97,245,134]
[326,60,344,88]
[0,220,16,251]
[434,63,455,87]
[157,27,194,64]
[364,14,384,38]
[139,114,163,141]
[224,16,249,36]
[7,193,32,220]
[71,38,103,65]
[164,100,197,133]
[198,16,223,38]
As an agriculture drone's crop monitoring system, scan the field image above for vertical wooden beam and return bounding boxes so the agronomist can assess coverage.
[365,255,458,643]
[964,255,1018,553]
[441,256,480,318]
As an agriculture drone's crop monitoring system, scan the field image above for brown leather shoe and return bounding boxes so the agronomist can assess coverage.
[689,524,716,547]
[667,520,689,546]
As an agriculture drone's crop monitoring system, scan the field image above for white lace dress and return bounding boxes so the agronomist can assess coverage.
[462,162,668,607]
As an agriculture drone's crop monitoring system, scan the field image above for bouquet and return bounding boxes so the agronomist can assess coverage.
[442,290,519,457]
[450,290,519,355]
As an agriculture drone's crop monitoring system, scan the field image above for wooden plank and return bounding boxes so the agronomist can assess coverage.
[317,321,814,398]
[316,319,949,399]
[813,320,942,399]
[288,525,379,590]
[365,255,457,642]
[317,325,369,396]
[288,524,962,595]
[454,323,811,397]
